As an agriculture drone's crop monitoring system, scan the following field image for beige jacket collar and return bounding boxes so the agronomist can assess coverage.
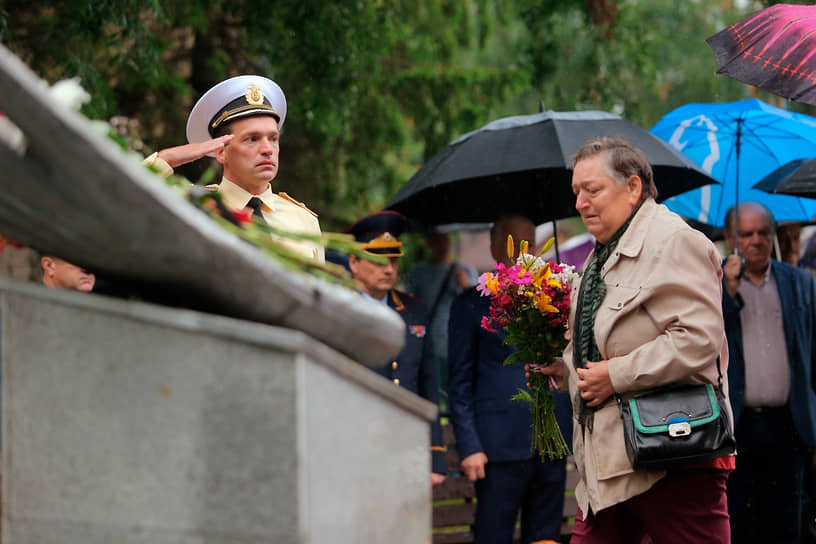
[600,198,657,277]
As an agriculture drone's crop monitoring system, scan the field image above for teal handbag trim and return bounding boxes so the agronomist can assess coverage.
[628,384,720,434]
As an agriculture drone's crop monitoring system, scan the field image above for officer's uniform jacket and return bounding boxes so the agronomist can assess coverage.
[374,289,446,474]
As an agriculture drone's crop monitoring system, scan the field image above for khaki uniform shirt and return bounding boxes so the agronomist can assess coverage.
[143,153,324,262]
[211,178,324,263]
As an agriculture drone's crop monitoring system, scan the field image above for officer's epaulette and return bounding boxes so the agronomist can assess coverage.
[390,289,406,311]
[202,184,220,193]
[391,289,428,313]
[397,290,425,304]
[279,192,319,218]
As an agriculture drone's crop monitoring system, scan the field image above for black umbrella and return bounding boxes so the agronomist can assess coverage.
[386,110,716,228]
[753,157,816,199]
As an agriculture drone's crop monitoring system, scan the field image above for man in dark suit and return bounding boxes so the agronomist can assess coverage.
[448,215,573,544]
[722,202,816,544]
[345,210,446,486]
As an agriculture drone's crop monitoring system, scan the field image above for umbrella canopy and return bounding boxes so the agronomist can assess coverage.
[650,98,816,227]
[386,110,715,227]
[753,157,816,199]
[707,4,816,106]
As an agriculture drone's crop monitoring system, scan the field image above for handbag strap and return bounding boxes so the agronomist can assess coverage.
[714,355,723,392]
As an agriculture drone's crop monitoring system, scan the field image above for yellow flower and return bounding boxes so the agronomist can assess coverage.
[536,292,559,314]
[506,234,515,261]
[485,274,500,294]
[530,263,551,289]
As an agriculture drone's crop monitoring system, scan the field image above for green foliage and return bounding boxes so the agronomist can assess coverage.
[503,305,569,368]
[510,387,533,404]
[518,0,816,129]
[2,1,180,119]
[4,0,812,236]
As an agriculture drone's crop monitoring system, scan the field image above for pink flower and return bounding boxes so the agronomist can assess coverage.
[480,315,497,332]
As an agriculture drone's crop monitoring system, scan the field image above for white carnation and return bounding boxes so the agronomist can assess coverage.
[49,78,91,111]
[551,263,578,285]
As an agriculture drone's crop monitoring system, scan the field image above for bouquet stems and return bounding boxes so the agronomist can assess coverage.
[525,369,571,461]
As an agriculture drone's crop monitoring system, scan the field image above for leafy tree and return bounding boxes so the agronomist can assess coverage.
[517,0,816,128]
[2,0,536,230]
[4,0,806,236]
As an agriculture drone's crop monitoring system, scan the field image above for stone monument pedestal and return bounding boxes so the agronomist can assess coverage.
[1,280,435,543]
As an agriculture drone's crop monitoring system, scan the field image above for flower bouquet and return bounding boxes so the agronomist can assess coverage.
[477,236,578,461]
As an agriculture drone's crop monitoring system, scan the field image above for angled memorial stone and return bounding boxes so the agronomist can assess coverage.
[0,43,403,368]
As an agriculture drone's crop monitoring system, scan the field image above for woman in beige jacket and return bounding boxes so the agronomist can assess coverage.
[534,137,733,543]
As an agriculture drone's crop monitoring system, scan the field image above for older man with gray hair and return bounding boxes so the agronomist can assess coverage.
[722,201,816,544]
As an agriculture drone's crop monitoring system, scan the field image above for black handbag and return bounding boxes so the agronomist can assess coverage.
[618,357,736,470]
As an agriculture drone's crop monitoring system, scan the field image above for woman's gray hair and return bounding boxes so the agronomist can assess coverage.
[572,137,658,203]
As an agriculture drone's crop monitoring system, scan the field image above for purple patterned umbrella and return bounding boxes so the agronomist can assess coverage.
[707,4,816,105]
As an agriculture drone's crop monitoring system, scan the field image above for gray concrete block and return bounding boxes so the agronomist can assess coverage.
[2,280,435,543]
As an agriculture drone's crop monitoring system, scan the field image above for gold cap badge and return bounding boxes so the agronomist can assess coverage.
[245,84,264,106]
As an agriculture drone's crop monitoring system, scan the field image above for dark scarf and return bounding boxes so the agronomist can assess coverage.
[572,201,643,431]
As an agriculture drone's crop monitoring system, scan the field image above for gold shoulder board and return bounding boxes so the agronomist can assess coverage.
[278,192,319,217]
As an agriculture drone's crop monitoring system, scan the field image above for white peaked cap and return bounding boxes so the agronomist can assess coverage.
[186,75,287,153]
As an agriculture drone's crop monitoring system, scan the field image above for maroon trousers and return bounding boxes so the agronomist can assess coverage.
[570,467,731,544]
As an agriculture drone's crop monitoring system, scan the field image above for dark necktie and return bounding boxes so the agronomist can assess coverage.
[246,197,265,219]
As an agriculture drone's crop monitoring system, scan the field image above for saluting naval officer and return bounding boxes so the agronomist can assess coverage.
[143,75,324,262]
[345,211,447,487]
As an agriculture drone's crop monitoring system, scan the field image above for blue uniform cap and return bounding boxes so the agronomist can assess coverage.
[345,211,407,257]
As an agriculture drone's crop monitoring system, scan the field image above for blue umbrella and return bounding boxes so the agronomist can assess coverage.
[649,98,816,228]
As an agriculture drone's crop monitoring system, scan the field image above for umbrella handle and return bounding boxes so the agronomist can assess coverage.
[731,247,746,278]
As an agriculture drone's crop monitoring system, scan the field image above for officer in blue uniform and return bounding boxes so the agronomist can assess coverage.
[448,215,573,544]
[345,211,446,486]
